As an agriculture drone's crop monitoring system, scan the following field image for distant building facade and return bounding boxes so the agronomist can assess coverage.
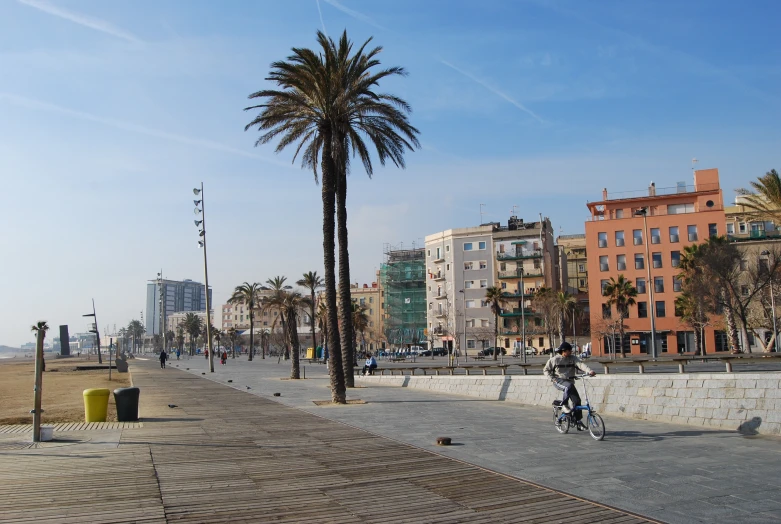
[350,280,384,352]
[145,278,212,336]
[585,168,727,356]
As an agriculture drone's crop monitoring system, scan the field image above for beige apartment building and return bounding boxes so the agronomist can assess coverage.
[725,195,780,241]
[167,311,212,334]
[557,233,590,347]
[350,281,385,352]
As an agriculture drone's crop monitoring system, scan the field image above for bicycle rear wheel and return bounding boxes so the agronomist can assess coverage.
[555,412,570,434]
[587,413,605,441]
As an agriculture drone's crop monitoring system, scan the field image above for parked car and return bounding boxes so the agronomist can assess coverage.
[481,347,507,356]
[541,348,555,355]
[419,350,432,356]
[432,347,448,356]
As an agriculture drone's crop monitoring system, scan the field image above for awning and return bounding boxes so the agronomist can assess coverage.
[511,241,527,245]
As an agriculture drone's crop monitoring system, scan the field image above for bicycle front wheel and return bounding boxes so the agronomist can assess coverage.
[587,413,605,441]
[555,413,570,434]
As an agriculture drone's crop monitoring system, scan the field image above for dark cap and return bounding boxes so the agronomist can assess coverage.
[556,341,573,354]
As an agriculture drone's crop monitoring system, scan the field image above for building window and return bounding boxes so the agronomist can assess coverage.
[650,228,661,244]
[428,302,433,310]
[669,226,679,243]
[579,278,586,287]
[688,225,698,242]
[739,222,747,234]
[727,223,735,235]
[480,279,488,288]
[615,209,624,219]
[598,232,608,248]
[654,277,664,293]
[601,279,609,294]
[673,276,682,292]
[668,203,694,214]
[636,278,646,294]
[578,263,586,272]
[427,250,431,257]
[714,331,729,352]
[671,251,681,268]
[436,247,441,259]
[633,229,643,245]
[446,244,450,252]
[369,297,373,304]
[479,261,487,269]
[741,285,749,296]
[709,223,718,237]
[466,300,476,308]
[463,243,473,251]
[656,301,666,318]
[478,241,487,250]
[637,301,648,318]
[467,339,476,349]
[652,252,662,269]
[617,254,626,271]
[464,262,474,270]
[465,280,474,289]
[359,298,365,305]
[740,259,747,271]
[599,255,609,272]
[481,319,489,327]
[635,253,645,270]
[602,303,611,319]
[615,231,625,247]
[501,282,507,289]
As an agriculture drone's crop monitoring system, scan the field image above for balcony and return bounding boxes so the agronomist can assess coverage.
[498,270,543,279]
[431,273,446,281]
[433,256,445,263]
[496,249,543,261]
[499,308,535,318]
[501,290,536,299]
[435,311,448,318]
[434,294,447,300]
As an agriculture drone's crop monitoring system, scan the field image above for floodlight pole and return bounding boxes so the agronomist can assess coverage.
[196,183,214,372]
[83,299,102,364]
[636,208,657,359]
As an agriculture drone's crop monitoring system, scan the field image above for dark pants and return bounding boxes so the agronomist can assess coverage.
[160,359,166,369]
[362,364,377,375]
[553,379,582,421]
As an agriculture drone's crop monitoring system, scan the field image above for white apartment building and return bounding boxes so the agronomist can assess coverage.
[425,226,495,355]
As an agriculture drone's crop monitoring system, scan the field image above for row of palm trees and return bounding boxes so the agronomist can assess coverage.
[244,30,419,402]
[483,286,580,361]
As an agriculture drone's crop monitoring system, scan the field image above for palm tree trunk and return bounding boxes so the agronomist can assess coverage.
[322,140,346,403]
[248,316,254,361]
[724,302,740,352]
[310,294,317,358]
[288,310,300,379]
[493,312,498,361]
[619,314,626,357]
[337,169,355,388]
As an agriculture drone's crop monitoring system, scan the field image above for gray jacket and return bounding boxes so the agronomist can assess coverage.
[543,354,593,380]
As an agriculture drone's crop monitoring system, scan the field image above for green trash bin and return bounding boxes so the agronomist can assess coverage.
[83,388,111,422]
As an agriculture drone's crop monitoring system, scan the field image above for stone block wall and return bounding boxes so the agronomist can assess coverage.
[357,373,781,436]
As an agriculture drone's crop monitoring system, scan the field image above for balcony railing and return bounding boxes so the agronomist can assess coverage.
[595,182,720,202]
[498,270,543,279]
[499,308,535,317]
[501,290,536,299]
[496,249,543,261]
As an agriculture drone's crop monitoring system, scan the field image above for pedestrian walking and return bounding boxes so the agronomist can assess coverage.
[221,351,227,365]
[159,350,167,369]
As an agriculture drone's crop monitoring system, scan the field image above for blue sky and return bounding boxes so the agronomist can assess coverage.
[1,0,779,346]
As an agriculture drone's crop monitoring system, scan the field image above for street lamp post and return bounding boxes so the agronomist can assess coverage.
[635,207,657,359]
[520,266,527,364]
[157,271,165,355]
[761,250,778,351]
[193,184,214,372]
[83,299,102,364]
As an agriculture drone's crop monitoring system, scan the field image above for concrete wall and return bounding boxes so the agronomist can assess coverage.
[357,373,781,436]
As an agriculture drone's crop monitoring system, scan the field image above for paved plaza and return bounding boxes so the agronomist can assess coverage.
[174,355,781,524]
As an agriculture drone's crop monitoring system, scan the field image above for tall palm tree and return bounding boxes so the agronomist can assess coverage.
[555,292,578,343]
[736,169,781,223]
[297,271,323,356]
[182,313,202,356]
[213,328,223,358]
[264,290,308,379]
[245,31,419,403]
[175,325,185,353]
[485,286,504,361]
[352,300,370,357]
[127,319,145,354]
[229,282,263,361]
[264,276,292,359]
[226,327,237,358]
[603,275,637,357]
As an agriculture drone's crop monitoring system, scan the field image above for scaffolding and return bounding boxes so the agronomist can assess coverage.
[380,243,426,347]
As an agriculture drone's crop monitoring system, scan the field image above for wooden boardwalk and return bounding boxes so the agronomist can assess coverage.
[0,363,660,523]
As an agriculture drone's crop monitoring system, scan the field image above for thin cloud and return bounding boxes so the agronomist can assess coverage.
[0,92,291,167]
[315,0,328,36]
[321,0,390,32]
[439,60,545,123]
[17,0,142,43]
[319,0,544,123]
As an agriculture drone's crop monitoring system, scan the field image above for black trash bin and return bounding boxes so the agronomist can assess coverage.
[113,387,140,422]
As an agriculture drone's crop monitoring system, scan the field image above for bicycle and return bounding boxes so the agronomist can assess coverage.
[552,374,606,441]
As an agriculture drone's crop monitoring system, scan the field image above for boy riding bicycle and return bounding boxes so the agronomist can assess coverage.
[544,342,595,430]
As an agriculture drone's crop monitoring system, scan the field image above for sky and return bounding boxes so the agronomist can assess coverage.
[1,0,779,347]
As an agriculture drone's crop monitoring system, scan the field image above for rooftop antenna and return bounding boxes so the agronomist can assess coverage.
[480,203,486,225]
[691,158,698,171]
[511,205,518,217]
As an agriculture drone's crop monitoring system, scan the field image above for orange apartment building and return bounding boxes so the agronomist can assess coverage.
[585,168,727,356]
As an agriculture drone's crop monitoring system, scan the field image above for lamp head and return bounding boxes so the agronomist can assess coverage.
[193,188,201,195]
[194,219,203,227]
[198,240,204,248]
[199,230,205,237]
[194,199,202,206]
[194,208,201,215]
